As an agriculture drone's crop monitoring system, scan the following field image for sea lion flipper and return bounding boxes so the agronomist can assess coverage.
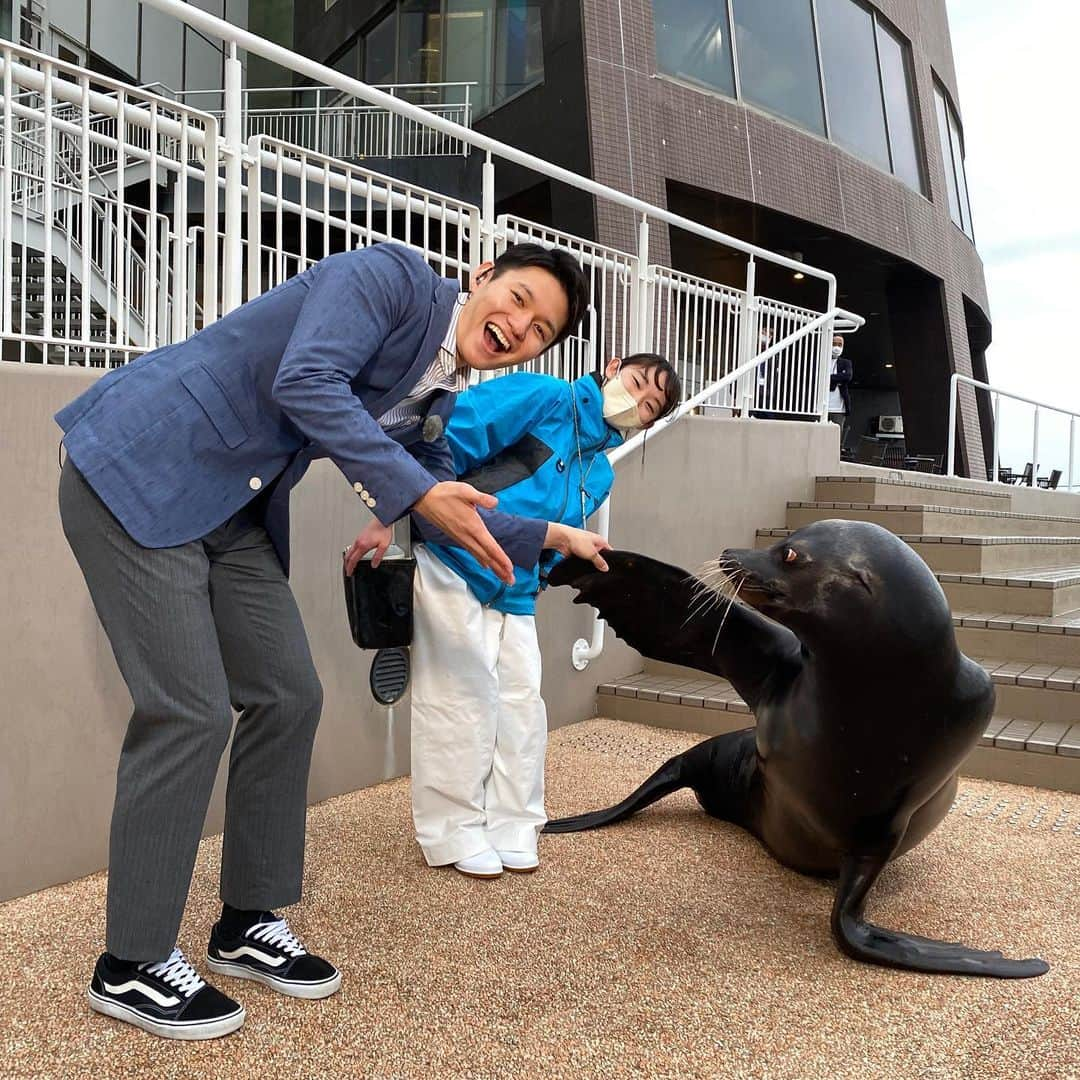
[544,753,688,833]
[831,855,1050,979]
[549,550,798,706]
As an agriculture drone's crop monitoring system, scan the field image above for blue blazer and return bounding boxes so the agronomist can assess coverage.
[55,243,546,574]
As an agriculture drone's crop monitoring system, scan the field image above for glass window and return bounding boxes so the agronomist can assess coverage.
[933,85,962,228]
[50,0,87,46]
[876,20,924,193]
[89,0,140,80]
[652,0,735,98]
[332,40,361,79]
[816,0,889,170]
[184,28,224,110]
[446,0,495,113]
[731,0,824,135]
[364,9,398,85]
[947,106,973,239]
[398,0,443,102]
[140,2,184,92]
[493,0,543,106]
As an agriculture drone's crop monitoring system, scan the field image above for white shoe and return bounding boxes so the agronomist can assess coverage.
[496,849,539,873]
[453,849,503,879]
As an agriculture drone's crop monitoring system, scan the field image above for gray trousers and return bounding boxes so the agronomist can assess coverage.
[59,458,323,961]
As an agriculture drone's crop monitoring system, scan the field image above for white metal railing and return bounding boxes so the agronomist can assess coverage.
[2,5,867,663]
[946,373,1079,490]
[175,83,474,159]
[1,39,218,364]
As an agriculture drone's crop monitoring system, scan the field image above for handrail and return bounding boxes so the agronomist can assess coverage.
[571,304,864,669]
[137,0,835,290]
[946,372,1079,489]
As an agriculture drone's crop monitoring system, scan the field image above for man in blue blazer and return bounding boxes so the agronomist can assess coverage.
[57,240,591,1039]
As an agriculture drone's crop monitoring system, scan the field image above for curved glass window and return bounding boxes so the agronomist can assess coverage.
[947,102,974,238]
[653,0,735,98]
[816,0,889,170]
[876,20,924,193]
[937,85,963,228]
[651,0,929,197]
[731,0,824,135]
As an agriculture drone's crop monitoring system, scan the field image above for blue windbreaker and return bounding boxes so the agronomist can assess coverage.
[423,371,623,614]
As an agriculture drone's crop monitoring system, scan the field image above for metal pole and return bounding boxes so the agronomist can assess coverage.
[1070,416,1075,492]
[737,257,757,415]
[481,151,496,265]
[222,44,244,314]
[630,214,650,354]
[1032,406,1039,486]
[817,277,837,422]
[571,499,610,670]
[991,392,1000,484]
[2,47,15,336]
[945,373,959,477]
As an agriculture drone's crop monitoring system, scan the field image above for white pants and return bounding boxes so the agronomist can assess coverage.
[410,546,548,866]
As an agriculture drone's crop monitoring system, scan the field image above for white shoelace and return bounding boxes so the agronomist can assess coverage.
[140,947,206,998]
[248,918,307,958]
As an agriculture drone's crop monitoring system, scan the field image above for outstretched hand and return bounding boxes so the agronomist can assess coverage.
[545,523,612,571]
[413,481,514,585]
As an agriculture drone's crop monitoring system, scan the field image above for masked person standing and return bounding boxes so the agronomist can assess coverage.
[827,334,854,443]
[346,353,681,878]
[57,240,589,1040]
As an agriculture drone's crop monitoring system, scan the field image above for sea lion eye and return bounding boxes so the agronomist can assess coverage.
[784,548,798,564]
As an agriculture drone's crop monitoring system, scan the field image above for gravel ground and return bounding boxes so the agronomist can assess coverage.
[1,718,1077,1080]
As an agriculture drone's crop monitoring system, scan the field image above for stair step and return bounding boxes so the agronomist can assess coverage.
[955,614,1080,666]
[937,567,1080,617]
[814,475,1011,511]
[787,501,1080,538]
[595,671,1080,792]
[758,530,1080,574]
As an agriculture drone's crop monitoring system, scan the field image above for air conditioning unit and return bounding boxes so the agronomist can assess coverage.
[876,415,904,437]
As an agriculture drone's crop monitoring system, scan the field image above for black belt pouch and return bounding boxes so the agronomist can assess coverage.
[343,557,416,649]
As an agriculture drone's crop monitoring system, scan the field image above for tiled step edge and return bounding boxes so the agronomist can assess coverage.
[816,475,1011,501]
[788,501,1080,526]
[938,570,1080,589]
[598,676,1080,756]
[758,529,1080,547]
[953,613,1080,635]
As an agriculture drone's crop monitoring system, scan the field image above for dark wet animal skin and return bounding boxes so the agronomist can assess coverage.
[546,520,1049,978]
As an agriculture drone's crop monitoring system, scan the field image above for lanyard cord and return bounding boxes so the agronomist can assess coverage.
[570,386,596,529]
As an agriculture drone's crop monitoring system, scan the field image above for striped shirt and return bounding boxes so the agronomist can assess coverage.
[377,293,472,431]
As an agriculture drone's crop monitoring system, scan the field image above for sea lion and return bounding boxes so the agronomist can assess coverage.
[546,520,1049,978]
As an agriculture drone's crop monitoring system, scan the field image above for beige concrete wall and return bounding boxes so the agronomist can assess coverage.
[0,365,838,901]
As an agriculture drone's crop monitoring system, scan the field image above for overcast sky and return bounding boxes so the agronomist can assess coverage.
[946,0,1080,475]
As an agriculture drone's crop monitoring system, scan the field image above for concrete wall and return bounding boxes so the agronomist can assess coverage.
[0,364,838,901]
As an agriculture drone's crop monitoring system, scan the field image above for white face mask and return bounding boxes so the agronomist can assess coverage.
[601,367,645,432]
[831,345,843,359]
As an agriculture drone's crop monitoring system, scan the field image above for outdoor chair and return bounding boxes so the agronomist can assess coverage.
[1038,469,1062,490]
[1014,462,1034,486]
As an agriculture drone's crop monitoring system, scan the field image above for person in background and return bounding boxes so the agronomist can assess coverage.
[827,334,853,443]
[346,354,681,879]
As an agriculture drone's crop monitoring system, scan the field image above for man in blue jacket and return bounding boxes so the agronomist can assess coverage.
[57,240,589,1040]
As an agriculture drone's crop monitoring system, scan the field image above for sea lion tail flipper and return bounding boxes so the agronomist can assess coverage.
[543,754,689,834]
[831,855,1050,979]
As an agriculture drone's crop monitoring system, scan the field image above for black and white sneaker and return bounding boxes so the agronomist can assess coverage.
[87,947,245,1040]
[207,916,341,1000]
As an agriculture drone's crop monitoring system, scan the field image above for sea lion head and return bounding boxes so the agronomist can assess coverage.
[713,519,954,655]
